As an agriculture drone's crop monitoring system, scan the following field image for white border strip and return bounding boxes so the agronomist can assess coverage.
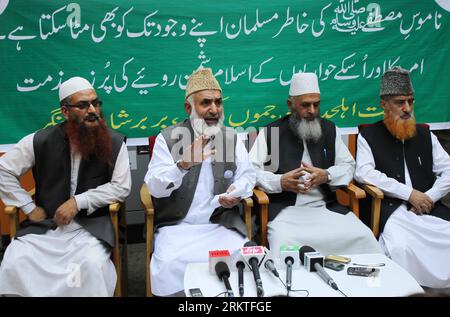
[428,122,450,130]
[125,137,149,146]
[338,122,450,135]
[339,127,358,135]
[1,122,450,152]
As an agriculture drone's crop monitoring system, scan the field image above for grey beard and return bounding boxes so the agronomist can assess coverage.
[288,114,322,143]
[189,107,224,137]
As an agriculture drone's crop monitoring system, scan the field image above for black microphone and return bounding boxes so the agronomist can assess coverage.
[236,260,245,297]
[299,246,339,291]
[242,241,264,297]
[215,262,234,297]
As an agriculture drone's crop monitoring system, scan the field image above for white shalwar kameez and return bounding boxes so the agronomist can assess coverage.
[355,132,450,288]
[145,133,255,296]
[0,133,131,296]
[250,128,382,257]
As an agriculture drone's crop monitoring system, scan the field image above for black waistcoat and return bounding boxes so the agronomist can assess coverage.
[16,122,125,247]
[360,120,450,231]
[264,116,347,221]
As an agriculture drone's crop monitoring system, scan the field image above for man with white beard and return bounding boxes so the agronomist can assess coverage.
[144,68,256,296]
[355,67,450,288]
[249,72,381,256]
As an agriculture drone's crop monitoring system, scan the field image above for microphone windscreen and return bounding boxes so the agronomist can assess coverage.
[279,245,300,268]
[241,243,265,265]
[215,261,230,280]
[299,245,316,264]
[209,249,231,275]
[244,241,258,247]
[236,261,245,269]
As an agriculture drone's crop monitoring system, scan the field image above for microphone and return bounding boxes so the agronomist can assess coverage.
[299,245,323,272]
[236,260,245,297]
[215,262,234,297]
[230,249,249,297]
[315,262,339,290]
[299,246,339,291]
[285,256,294,291]
[208,249,231,275]
[280,245,299,292]
[241,241,265,297]
[262,247,279,278]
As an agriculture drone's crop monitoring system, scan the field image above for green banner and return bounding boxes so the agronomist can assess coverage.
[1,0,449,145]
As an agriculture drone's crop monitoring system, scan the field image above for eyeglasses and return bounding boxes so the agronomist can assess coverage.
[67,99,103,110]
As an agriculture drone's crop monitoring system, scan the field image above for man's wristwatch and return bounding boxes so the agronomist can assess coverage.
[326,171,332,183]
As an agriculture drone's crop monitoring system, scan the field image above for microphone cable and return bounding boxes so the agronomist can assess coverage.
[276,275,309,297]
[337,289,348,297]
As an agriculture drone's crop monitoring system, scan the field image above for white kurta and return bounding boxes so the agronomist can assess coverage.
[0,133,131,296]
[249,127,382,257]
[355,132,450,288]
[144,133,255,296]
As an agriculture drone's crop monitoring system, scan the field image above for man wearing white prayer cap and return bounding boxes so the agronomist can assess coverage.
[144,67,256,296]
[0,76,131,296]
[249,72,381,257]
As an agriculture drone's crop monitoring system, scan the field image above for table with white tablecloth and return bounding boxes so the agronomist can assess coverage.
[184,253,424,297]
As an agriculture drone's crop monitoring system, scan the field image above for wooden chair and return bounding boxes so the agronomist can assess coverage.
[3,189,127,297]
[139,136,254,297]
[252,184,366,247]
[249,131,367,247]
[335,128,383,238]
[351,123,430,238]
[358,184,384,238]
[352,124,384,238]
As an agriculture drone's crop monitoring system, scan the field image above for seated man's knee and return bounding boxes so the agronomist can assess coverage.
[1,247,30,273]
[81,254,107,272]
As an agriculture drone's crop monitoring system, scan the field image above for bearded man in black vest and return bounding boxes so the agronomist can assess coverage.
[355,67,450,288]
[250,72,380,257]
[0,77,131,296]
[144,68,256,296]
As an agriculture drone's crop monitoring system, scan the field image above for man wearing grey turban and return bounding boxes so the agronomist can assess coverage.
[355,66,450,288]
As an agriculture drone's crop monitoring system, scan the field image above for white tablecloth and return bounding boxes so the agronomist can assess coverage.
[184,253,424,297]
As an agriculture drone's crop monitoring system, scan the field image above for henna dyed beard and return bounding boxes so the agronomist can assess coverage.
[384,112,416,141]
[65,112,112,164]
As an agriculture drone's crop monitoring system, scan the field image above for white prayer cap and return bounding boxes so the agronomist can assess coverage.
[289,72,320,97]
[59,76,94,101]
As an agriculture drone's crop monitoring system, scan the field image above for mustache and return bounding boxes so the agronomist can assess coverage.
[400,112,412,119]
[203,115,219,120]
[292,113,319,122]
[66,115,112,164]
[84,114,100,122]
